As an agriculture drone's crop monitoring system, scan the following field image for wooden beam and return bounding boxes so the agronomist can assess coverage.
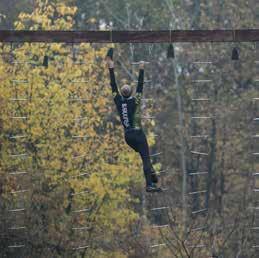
[0,30,258,43]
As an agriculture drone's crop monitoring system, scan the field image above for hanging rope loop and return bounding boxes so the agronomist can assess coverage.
[167,29,175,59]
[110,29,113,43]
[231,29,239,60]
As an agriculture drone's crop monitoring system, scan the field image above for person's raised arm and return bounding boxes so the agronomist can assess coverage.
[106,49,119,97]
[135,61,145,103]
[136,61,145,94]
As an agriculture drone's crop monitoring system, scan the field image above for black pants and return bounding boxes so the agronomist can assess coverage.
[124,129,153,186]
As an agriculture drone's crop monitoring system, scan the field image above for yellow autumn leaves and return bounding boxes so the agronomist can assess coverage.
[0,2,146,257]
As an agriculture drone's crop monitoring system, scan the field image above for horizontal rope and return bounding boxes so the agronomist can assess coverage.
[188,190,207,195]
[189,172,208,176]
[11,61,33,64]
[156,169,169,175]
[192,98,210,101]
[133,80,151,83]
[9,171,28,175]
[72,226,90,231]
[8,208,25,212]
[11,80,28,83]
[149,152,162,157]
[150,243,166,248]
[191,116,212,119]
[71,190,90,196]
[192,208,208,214]
[9,98,28,101]
[71,80,89,83]
[191,151,209,156]
[73,245,89,250]
[11,190,29,194]
[72,154,87,159]
[192,61,213,64]
[72,61,86,65]
[73,117,88,121]
[8,245,25,248]
[191,135,209,138]
[132,61,150,65]
[9,226,26,230]
[9,135,27,139]
[151,206,169,211]
[10,153,28,157]
[141,116,155,119]
[152,224,169,229]
[192,80,212,83]
[70,172,89,178]
[190,226,207,231]
[187,244,206,248]
[69,98,88,101]
[72,208,90,213]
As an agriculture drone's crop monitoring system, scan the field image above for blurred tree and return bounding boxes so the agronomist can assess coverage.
[0,0,34,29]
[0,1,155,257]
[0,0,258,257]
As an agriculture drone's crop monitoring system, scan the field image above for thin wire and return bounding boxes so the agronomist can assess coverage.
[233,29,236,42]
[148,44,154,88]
[110,28,113,43]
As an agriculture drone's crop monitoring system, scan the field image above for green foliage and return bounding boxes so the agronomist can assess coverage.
[0,1,145,257]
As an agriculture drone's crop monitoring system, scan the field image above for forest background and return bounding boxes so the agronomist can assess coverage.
[0,0,258,257]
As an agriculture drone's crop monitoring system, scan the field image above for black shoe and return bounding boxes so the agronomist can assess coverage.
[146,183,162,193]
[150,168,158,183]
[106,48,114,60]
[151,172,158,183]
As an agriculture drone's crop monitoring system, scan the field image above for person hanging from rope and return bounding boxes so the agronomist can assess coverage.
[105,48,161,193]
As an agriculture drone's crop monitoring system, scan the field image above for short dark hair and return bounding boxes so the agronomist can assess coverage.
[121,85,132,97]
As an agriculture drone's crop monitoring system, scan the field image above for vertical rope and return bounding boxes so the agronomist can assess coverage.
[110,29,113,43]
[109,27,115,48]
